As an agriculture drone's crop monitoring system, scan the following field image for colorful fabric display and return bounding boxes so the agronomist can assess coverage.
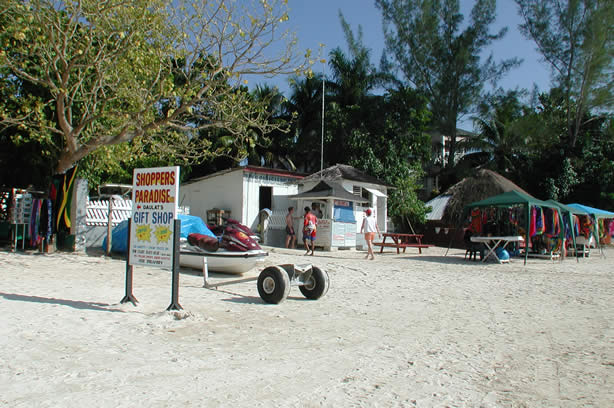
[543,208,560,237]
[470,209,482,234]
[53,166,78,231]
[579,216,593,239]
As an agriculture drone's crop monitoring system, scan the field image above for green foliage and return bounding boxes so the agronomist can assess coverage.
[459,89,529,177]
[516,0,614,147]
[0,0,309,180]
[319,15,432,225]
[285,74,326,173]
[386,163,430,227]
[376,0,521,169]
[543,158,580,200]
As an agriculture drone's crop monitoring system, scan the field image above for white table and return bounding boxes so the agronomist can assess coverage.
[470,236,524,263]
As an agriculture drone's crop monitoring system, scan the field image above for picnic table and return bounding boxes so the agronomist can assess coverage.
[374,233,432,254]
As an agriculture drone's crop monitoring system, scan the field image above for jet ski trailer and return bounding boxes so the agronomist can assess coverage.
[202,263,330,304]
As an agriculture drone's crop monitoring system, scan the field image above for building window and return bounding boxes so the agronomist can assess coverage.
[353,185,371,208]
[361,187,369,200]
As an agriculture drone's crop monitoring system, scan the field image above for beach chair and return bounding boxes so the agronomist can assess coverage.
[463,230,482,261]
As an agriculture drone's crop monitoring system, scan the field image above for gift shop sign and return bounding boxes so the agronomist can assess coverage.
[129,166,180,268]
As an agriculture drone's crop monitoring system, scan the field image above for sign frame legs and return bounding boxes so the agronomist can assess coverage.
[120,219,139,305]
[167,219,183,311]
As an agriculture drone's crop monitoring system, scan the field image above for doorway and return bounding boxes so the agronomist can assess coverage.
[259,186,272,210]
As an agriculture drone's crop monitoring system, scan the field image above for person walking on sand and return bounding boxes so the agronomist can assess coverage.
[285,207,296,249]
[303,206,317,256]
[360,208,381,260]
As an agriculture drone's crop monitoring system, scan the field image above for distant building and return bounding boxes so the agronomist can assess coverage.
[179,166,305,246]
[422,128,477,199]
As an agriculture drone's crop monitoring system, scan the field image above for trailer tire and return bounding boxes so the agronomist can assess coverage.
[299,266,329,300]
[257,266,290,304]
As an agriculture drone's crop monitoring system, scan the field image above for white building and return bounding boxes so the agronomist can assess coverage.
[297,164,391,250]
[179,164,391,250]
[179,166,304,246]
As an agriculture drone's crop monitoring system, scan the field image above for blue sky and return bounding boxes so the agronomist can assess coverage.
[252,0,553,124]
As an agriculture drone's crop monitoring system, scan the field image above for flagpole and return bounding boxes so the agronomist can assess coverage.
[321,75,325,176]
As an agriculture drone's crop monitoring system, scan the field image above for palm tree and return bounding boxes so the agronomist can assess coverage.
[284,74,325,173]
[325,12,391,163]
[249,84,295,169]
[458,91,527,178]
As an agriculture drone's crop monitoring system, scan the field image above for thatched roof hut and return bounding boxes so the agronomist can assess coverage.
[437,169,531,226]
[423,169,531,248]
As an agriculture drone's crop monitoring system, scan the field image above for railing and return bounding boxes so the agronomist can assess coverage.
[266,209,288,230]
[86,199,132,226]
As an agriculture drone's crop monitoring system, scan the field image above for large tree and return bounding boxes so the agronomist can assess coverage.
[516,0,614,148]
[375,0,520,169]
[324,13,432,228]
[284,74,325,173]
[0,0,308,176]
[458,90,529,178]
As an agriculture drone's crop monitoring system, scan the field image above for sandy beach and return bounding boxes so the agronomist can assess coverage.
[1,245,612,407]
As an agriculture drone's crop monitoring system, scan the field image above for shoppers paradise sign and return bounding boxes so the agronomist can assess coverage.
[129,166,180,268]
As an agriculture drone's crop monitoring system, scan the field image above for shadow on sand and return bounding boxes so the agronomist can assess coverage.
[0,292,125,312]
[398,253,485,265]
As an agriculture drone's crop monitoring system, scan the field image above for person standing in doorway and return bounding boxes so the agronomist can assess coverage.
[285,207,296,249]
[303,206,317,256]
[360,208,381,260]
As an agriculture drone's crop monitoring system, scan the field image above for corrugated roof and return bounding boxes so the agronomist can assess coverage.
[300,164,392,187]
[425,194,452,220]
[183,165,306,185]
[287,180,369,203]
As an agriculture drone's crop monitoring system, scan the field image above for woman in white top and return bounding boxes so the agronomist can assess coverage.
[360,208,381,260]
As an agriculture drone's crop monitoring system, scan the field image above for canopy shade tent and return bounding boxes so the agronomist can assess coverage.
[466,190,555,209]
[464,190,564,264]
[547,200,590,216]
[288,180,369,203]
[566,203,614,218]
[545,199,592,262]
[567,203,614,251]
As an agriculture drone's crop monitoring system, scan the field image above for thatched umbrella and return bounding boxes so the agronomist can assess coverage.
[441,169,531,227]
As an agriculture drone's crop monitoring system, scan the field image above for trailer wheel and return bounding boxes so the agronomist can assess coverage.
[257,266,290,304]
[299,266,329,300]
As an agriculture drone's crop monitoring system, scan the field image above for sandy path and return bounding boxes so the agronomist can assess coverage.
[1,246,612,407]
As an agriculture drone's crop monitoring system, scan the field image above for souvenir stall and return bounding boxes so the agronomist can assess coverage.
[464,190,565,264]
[545,200,594,260]
[0,188,54,252]
[288,180,369,251]
[0,167,83,252]
[567,203,614,254]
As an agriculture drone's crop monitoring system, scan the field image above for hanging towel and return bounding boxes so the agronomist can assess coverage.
[470,208,482,234]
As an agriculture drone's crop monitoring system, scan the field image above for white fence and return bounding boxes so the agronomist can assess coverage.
[267,209,288,230]
[86,199,132,226]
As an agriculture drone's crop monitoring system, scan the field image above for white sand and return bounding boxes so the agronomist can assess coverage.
[1,245,612,407]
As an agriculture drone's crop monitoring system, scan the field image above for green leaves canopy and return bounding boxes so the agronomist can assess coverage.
[0,0,308,175]
[376,0,520,168]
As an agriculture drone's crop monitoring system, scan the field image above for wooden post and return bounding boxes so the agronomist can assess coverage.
[167,219,183,311]
[120,219,138,305]
[106,199,113,256]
